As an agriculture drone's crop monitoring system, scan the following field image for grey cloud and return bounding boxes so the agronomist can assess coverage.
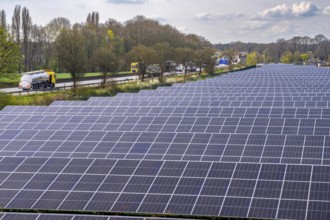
[253,2,321,20]
[324,6,330,16]
[107,0,147,4]
[149,15,167,23]
[292,2,319,17]
[196,12,244,22]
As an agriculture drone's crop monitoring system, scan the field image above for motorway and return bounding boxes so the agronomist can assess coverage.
[0,75,139,94]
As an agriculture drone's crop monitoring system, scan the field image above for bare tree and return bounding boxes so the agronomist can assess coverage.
[45,17,71,42]
[301,36,312,52]
[313,34,327,60]
[86,12,99,27]
[105,18,123,37]
[0,10,6,28]
[22,7,32,71]
[288,36,302,54]
[44,17,71,71]
[12,5,21,43]
[29,25,48,70]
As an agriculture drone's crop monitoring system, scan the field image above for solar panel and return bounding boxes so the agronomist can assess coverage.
[1,64,330,220]
[0,213,195,220]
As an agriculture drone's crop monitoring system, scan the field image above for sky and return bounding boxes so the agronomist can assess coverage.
[1,0,330,44]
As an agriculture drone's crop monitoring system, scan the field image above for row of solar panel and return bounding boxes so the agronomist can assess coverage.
[0,158,330,219]
[0,142,329,164]
[0,213,179,220]
[1,122,329,135]
[0,129,328,146]
[43,101,330,108]
[3,107,330,118]
[67,95,330,101]
[1,115,329,127]
[77,98,330,107]
[2,114,329,124]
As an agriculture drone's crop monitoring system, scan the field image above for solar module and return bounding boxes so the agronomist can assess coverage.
[1,64,330,220]
[0,213,193,220]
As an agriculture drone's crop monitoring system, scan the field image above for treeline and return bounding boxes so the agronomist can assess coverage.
[0,5,214,82]
[215,35,330,64]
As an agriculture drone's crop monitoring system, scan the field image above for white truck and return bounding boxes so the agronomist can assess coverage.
[18,69,56,90]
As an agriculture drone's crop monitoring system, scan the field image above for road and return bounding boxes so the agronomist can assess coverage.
[0,71,193,95]
[0,75,139,94]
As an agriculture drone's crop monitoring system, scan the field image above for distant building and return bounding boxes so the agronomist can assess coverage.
[232,51,248,65]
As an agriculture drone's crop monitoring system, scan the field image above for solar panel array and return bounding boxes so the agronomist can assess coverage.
[0,64,330,220]
[0,213,188,220]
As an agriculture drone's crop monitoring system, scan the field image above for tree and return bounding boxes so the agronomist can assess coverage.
[0,27,21,73]
[281,51,294,63]
[300,53,309,64]
[0,10,6,28]
[22,7,32,71]
[126,45,156,82]
[274,39,288,62]
[175,47,193,76]
[82,26,99,72]
[222,49,236,70]
[55,27,87,88]
[313,34,327,59]
[86,12,99,27]
[94,47,119,86]
[195,47,215,76]
[12,5,21,44]
[44,17,71,72]
[246,52,258,66]
[45,17,71,42]
[153,42,172,82]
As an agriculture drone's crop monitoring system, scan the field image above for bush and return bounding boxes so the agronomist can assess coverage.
[0,93,11,110]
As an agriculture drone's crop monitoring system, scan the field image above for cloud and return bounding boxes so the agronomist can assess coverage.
[149,15,167,23]
[324,6,330,16]
[224,20,270,35]
[291,2,319,17]
[177,26,188,33]
[254,2,320,20]
[107,0,147,4]
[196,12,244,22]
[270,21,291,34]
[258,4,291,19]
[75,4,86,8]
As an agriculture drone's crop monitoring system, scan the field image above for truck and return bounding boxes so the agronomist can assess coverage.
[130,62,139,73]
[18,69,56,90]
[130,62,161,77]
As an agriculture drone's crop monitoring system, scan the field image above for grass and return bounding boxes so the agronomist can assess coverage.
[56,72,131,79]
[0,73,21,88]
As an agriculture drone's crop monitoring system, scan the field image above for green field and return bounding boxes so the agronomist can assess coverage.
[56,72,130,79]
[56,72,103,79]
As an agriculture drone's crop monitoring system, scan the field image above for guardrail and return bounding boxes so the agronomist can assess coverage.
[8,78,136,96]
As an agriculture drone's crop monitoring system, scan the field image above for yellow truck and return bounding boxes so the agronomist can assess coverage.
[131,62,161,76]
[130,62,139,73]
[19,69,56,90]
